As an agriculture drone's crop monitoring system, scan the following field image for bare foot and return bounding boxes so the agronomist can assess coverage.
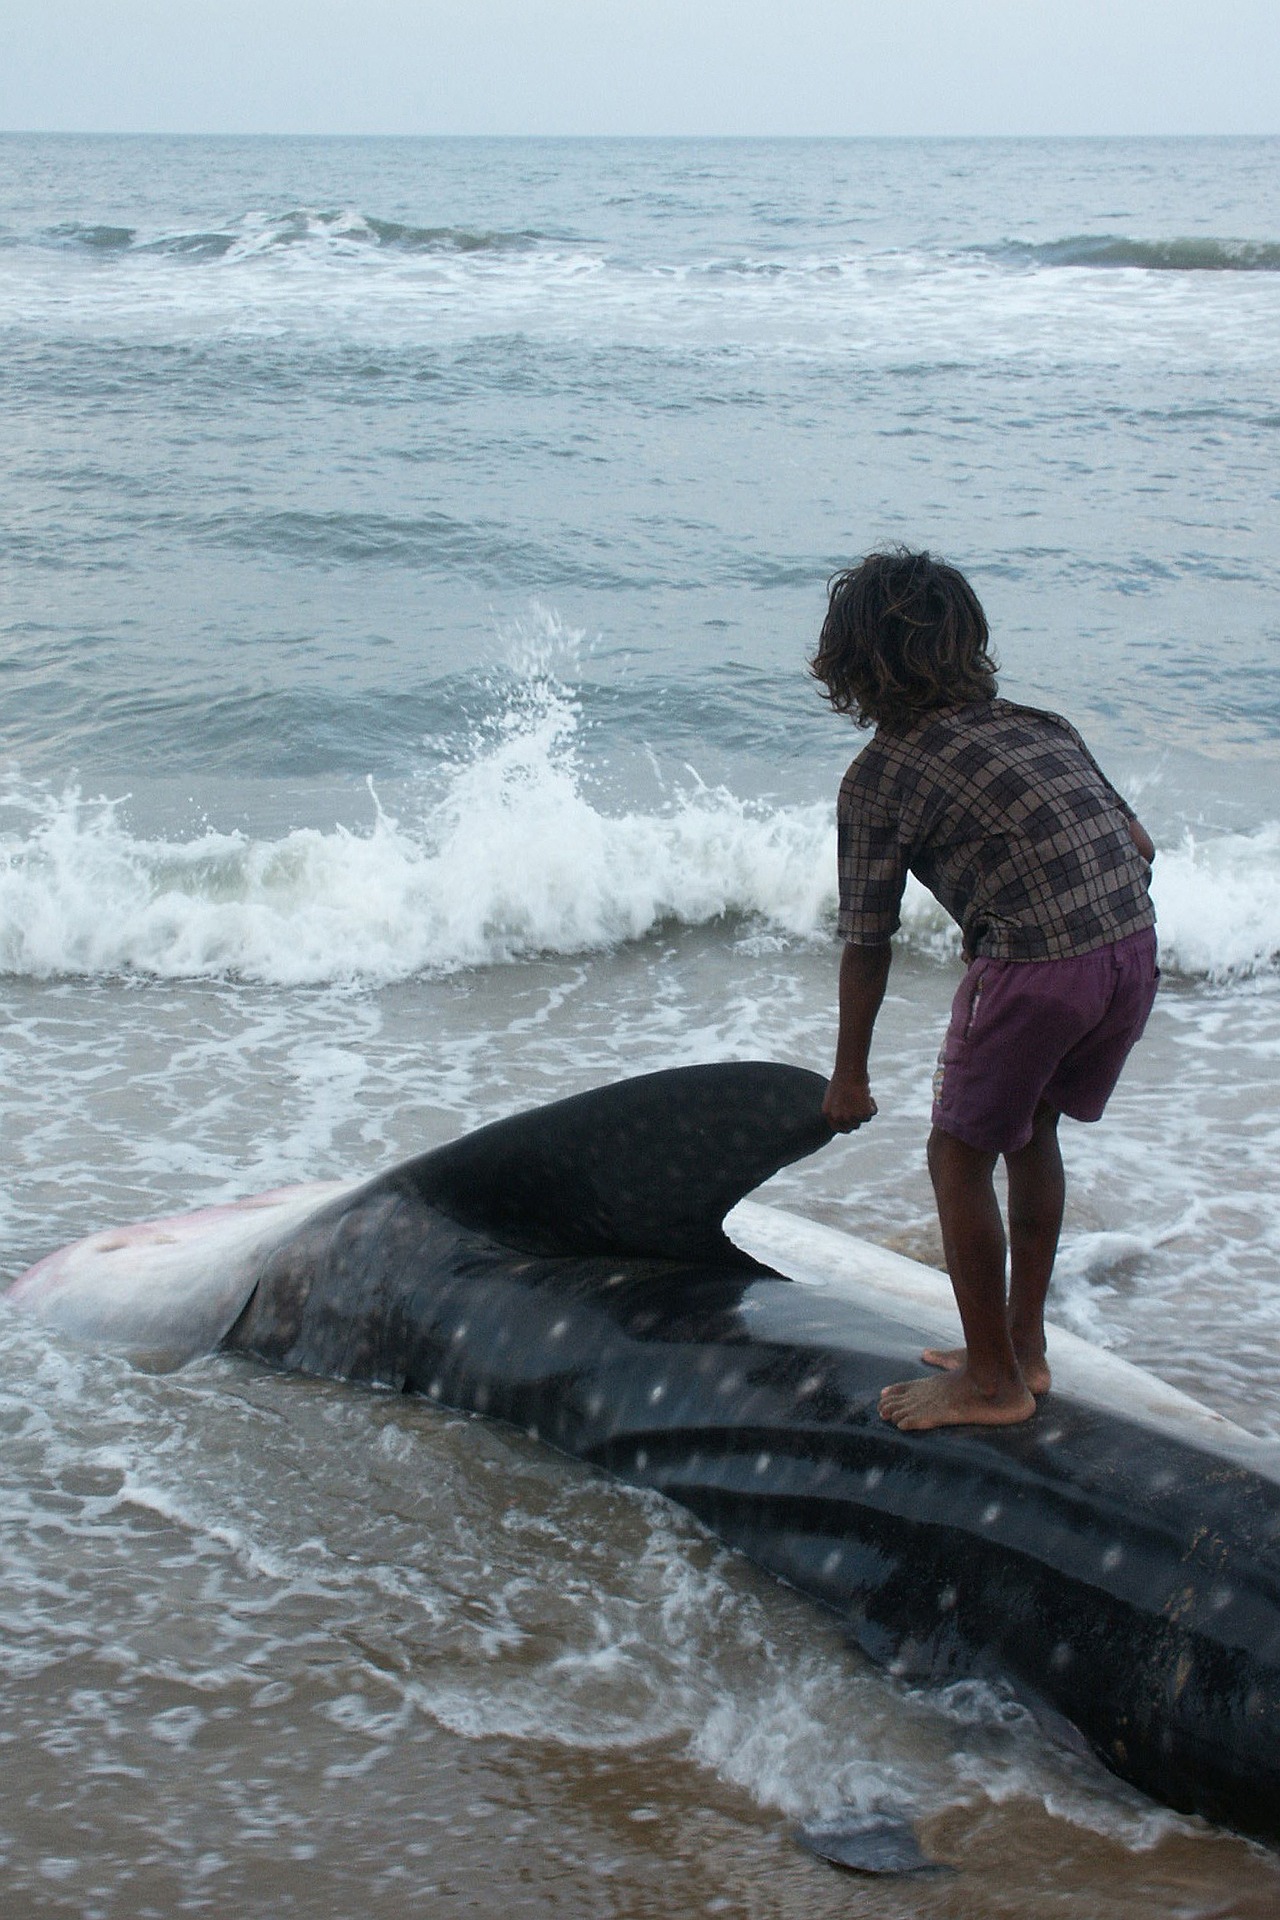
[878,1370,1036,1432]
[922,1344,1052,1396]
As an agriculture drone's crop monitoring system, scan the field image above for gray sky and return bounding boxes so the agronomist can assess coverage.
[1,1,1277,137]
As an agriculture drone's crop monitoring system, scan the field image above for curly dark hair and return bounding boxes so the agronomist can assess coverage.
[809,549,998,728]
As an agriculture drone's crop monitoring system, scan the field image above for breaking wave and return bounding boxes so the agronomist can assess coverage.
[994,235,1280,273]
[45,214,1280,280]
[0,664,831,985]
[47,210,549,263]
[0,782,831,988]
[0,673,1275,988]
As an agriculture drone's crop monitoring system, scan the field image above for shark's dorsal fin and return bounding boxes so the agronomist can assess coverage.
[398,1062,832,1264]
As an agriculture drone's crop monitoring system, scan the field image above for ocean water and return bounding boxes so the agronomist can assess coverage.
[1,134,1278,1916]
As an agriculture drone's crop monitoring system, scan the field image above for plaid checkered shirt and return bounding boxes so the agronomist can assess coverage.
[836,699,1156,961]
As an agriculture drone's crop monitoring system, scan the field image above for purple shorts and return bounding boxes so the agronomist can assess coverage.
[931,927,1159,1155]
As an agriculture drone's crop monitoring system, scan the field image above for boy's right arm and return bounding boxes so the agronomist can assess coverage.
[823,940,892,1131]
[1128,815,1155,864]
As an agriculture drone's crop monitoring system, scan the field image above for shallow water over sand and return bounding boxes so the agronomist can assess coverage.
[3,1331,1279,1920]
[3,944,1279,1915]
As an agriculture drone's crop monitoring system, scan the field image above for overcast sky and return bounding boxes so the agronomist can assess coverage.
[1,1,1277,138]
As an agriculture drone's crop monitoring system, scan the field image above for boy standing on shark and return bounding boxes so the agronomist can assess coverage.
[812,550,1157,1431]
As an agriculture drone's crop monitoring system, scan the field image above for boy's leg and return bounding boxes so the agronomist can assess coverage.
[1004,1101,1063,1394]
[922,1099,1061,1394]
[878,1126,1035,1430]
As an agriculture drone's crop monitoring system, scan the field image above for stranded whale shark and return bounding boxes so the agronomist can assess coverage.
[9,1062,1280,1848]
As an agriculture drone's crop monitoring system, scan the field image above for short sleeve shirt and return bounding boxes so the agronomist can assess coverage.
[836,699,1155,962]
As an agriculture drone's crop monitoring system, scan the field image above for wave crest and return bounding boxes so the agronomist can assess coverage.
[48,210,548,264]
[996,235,1280,273]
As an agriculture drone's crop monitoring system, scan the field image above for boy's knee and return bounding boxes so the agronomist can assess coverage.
[928,1124,998,1189]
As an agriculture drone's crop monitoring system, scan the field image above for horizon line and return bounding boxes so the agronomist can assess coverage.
[3,127,1278,143]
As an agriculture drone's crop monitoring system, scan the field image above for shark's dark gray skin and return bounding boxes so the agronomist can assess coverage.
[220,1062,1280,1847]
